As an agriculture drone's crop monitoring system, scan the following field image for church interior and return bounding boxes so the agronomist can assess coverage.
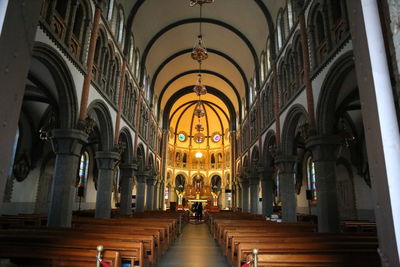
[1,0,400,266]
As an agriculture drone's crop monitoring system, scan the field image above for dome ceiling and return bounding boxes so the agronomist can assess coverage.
[169,93,230,150]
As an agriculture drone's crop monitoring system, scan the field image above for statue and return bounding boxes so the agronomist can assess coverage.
[193,175,204,198]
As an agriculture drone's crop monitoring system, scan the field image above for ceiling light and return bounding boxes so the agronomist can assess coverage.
[190,0,214,7]
[193,74,207,96]
[191,36,208,62]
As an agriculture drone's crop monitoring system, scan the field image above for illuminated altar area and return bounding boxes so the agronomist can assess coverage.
[164,93,233,211]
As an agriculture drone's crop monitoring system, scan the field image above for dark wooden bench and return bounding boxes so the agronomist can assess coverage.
[0,232,144,267]
[0,245,121,267]
[237,241,380,267]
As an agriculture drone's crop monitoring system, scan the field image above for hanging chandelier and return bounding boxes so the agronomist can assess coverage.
[193,73,207,96]
[194,105,205,118]
[190,0,214,7]
[194,132,205,143]
[190,0,214,148]
[191,36,208,62]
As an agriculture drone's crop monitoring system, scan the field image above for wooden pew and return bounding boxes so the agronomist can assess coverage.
[0,234,144,267]
[230,234,378,265]
[248,249,380,267]
[0,245,121,267]
[72,223,162,264]
[0,228,156,266]
[341,221,377,233]
[216,221,316,245]
[73,217,174,245]
[226,232,377,260]
[237,242,380,267]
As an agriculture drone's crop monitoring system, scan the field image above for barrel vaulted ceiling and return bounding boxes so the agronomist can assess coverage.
[120,0,284,125]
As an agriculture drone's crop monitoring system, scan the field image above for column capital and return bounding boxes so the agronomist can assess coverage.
[95,151,120,170]
[51,129,88,156]
[275,154,297,174]
[306,135,341,162]
[120,163,138,171]
[135,171,149,183]
[146,177,157,186]
[120,163,137,178]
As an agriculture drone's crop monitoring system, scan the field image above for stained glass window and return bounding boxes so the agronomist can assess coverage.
[212,133,221,143]
[77,151,89,197]
[178,132,186,142]
[307,157,317,201]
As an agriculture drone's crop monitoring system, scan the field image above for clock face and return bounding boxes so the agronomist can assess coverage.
[178,132,186,142]
[212,133,221,143]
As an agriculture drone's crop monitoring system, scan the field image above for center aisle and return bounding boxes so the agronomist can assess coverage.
[157,222,230,267]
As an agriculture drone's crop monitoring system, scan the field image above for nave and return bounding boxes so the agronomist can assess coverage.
[2,0,400,265]
[157,222,229,267]
[0,210,380,267]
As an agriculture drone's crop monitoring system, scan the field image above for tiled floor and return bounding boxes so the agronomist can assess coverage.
[157,222,230,267]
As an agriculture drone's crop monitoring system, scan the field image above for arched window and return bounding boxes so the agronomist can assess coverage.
[129,36,135,66]
[261,92,267,128]
[116,8,124,44]
[330,0,348,43]
[331,0,343,24]
[274,170,281,205]
[72,3,83,38]
[130,88,137,125]
[112,57,120,105]
[276,11,283,50]
[102,46,111,88]
[77,151,89,197]
[55,0,68,19]
[287,0,294,29]
[182,153,187,168]
[135,50,140,78]
[295,38,303,86]
[260,52,265,83]
[113,165,120,205]
[267,86,274,123]
[316,12,325,45]
[249,79,254,104]
[266,38,271,73]
[288,51,297,94]
[306,156,317,201]
[279,62,288,107]
[107,0,114,21]
[69,1,90,62]
[123,76,130,117]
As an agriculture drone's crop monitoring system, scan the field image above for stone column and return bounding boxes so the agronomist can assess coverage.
[261,171,275,217]
[219,186,226,209]
[146,176,156,210]
[235,181,241,210]
[347,1,400,264]
[119,163,136,216]
[135,174,146,212]
[48,129,88,227]
[0,0,43,211]
[159,182,165,210]
[276,155,297,222]
[240,180,249,213]
[153,180,160,210]
[249,169,261,214]
[306,135,341,232]
[95,151,120,219]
